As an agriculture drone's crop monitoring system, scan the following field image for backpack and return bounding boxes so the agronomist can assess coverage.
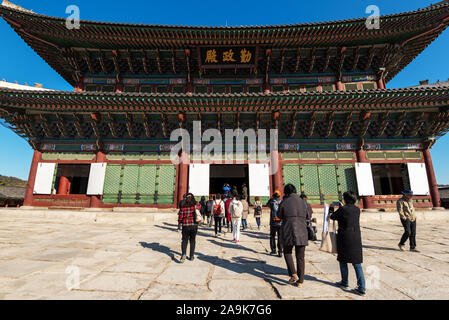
[213,201,223,216]
[271,198,281,222]
[231,201,243,219]
[255,204,262,215]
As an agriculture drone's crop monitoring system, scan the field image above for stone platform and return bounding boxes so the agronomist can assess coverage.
[0,208,448,300]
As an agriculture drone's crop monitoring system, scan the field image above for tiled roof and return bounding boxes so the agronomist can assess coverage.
[0,186,26,200]
[0,85,448,113]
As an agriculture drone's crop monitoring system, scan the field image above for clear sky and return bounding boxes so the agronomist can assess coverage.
[0,0,448,182]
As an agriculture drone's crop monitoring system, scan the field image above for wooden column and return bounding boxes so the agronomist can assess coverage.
[23,150,42,207]
[355,148,375,209]
[423,149,441,208]
[377,78,385,90]
[90,151,107,208]
[177,151,189,207]
[336,81,344,91]
[57,176,70,195]
[271,150,284,198]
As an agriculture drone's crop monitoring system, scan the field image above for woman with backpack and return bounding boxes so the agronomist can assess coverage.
[178,193,200,263]
[254,196,263,230]
[229,194,244,243]
[268,191,283,256]
[213,194,225,237]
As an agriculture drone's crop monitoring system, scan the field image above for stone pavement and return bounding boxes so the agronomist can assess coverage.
[0,210,449,300]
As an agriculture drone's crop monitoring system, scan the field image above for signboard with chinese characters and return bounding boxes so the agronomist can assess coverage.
[199,46,257,68]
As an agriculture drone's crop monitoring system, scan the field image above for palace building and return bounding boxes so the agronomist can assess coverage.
[0,0,448,210]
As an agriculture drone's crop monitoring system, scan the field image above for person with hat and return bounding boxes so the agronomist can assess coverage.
[267,190,283,257]
[397,190,419,252]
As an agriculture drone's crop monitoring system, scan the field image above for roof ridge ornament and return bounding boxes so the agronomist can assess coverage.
[1,0,33,13]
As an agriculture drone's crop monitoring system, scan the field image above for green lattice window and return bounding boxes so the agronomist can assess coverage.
[282,164,358,205]
[102,164,176,205]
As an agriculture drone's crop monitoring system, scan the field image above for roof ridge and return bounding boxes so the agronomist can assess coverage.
[1,86,448,98]
[1,0,448,30]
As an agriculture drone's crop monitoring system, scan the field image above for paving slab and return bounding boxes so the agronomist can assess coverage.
[81,272,154,293]
[0,211,449,300]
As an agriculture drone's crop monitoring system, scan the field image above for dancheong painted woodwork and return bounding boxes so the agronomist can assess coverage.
[0,0,448,209]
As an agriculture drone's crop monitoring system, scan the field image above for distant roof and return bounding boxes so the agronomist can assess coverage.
[412,79,449,89]
[0,80,52,91]
[0,185,25,200]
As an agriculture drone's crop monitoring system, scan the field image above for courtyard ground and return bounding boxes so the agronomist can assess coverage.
[0,209,448,300]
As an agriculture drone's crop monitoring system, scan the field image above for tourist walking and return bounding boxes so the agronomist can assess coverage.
[225,196,233,232]
[254,196,263,230]
[231,185,238,196]
[241,196,249,230]
[213,194,225,237]
[242,183,248,201]
[329,191,366,296]
[268,190,283,257]
[278,184,308,287]
[177,193,187,232]
[229,195,244,243]
[223,184,231,198]
[397,190,419,252]
[199,196,206,221]
[300,192,313,219]
[178,193,199,263]
[205,195,214,227]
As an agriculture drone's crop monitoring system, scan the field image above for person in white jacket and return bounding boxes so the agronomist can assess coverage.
[229,194,244,243]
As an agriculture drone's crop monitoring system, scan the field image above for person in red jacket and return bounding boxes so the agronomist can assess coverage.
[225,196,233,233]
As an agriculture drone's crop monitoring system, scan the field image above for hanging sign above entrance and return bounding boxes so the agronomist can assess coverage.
[199,46,258,68]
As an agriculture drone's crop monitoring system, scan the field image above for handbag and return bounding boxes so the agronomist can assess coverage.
[320,219,337,254]
[195,208,203,224]
[307,224,317,241]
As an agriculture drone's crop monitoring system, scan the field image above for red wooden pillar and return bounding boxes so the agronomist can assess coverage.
[177,152,189,207]
[90,151,107,208]
[423,149,441,208]
[355,148,374,209]
[23,150,42,207]
[336,81,344,91]
[57,176,70,195]
[271,150,284,198]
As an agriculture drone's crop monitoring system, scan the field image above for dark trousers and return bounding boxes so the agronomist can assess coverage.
[400,219,417,249]
[283,245,306,283]
[270,225,283,253]
[181,225,198,257]
[256,217,261,228]
[214,216,222,235]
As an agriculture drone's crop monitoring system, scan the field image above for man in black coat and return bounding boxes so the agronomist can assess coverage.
[330,191,366,296]
[278,184,308,287]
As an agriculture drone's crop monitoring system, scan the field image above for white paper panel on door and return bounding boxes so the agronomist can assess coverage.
[407,163,430,195]
[249,163,270,197]
[189,164,210,196]
[87,163,107,195]
[355,163,375,196]
[33,163,56,195]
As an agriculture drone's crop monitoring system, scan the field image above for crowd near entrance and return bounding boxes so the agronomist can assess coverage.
[209,165,249,196]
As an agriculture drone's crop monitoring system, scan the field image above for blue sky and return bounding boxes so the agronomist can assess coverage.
[0,0,448,182]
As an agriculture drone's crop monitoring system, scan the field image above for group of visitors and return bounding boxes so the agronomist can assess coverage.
[177,181,421,296]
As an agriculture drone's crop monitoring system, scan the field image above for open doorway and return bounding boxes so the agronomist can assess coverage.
[209,164,249,196]
[54,164,90,195]
[371,164,410,195]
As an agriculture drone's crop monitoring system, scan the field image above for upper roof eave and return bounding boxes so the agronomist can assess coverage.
[0,0,448,31]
